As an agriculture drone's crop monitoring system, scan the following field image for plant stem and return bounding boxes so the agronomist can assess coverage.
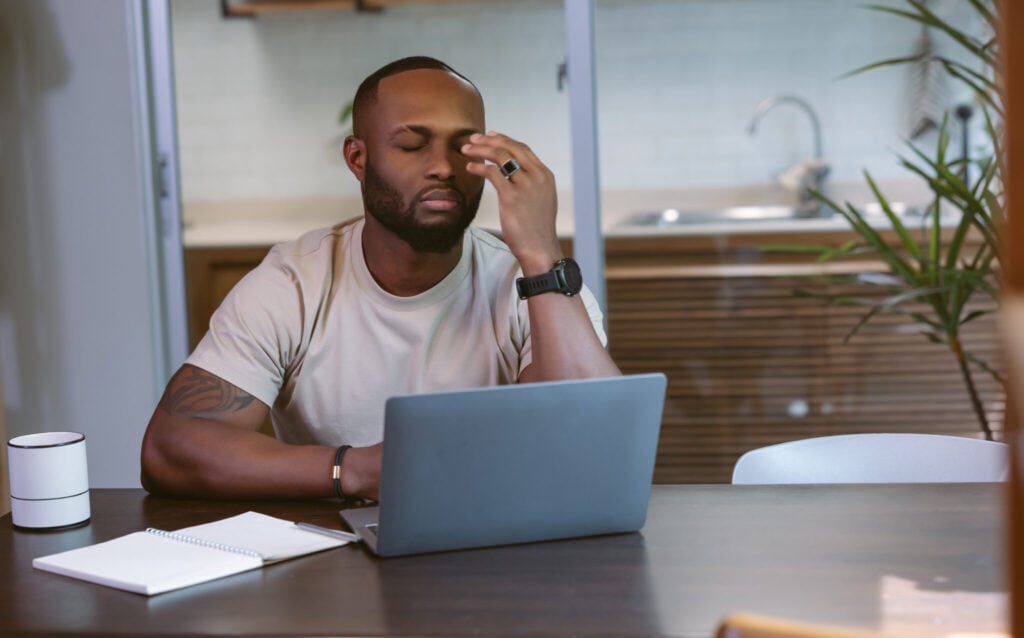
[949,334,994,441]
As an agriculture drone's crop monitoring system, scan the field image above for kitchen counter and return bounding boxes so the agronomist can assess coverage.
[182,181,941,247]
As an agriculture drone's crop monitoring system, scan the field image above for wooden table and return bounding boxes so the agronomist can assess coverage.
[0,484,1007,637]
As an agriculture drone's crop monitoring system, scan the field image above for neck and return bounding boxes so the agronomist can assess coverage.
[360,216,464,296]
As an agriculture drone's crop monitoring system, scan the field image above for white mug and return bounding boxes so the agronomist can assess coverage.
[8,431,90,529]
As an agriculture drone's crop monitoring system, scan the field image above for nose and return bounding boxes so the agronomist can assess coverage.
[424,143,456,181]
[423,143,456,181]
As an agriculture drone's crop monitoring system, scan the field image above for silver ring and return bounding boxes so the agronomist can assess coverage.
[499,158,521,180]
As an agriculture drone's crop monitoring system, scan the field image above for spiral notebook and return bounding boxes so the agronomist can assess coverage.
[32,511,350,595]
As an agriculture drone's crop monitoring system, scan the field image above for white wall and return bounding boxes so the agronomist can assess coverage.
[170,0,986,205]
[0,0,168,488]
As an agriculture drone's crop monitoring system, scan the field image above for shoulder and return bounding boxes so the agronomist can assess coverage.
[249,218,361,290]
[223,219,361,313]
[267,218,361,271]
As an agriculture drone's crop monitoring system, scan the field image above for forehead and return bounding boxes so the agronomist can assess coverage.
[369,69,484,136]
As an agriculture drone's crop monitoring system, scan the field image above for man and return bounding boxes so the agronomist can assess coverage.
[140,57,620,501]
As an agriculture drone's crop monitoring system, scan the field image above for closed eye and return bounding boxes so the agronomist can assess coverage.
[453,137,474,155]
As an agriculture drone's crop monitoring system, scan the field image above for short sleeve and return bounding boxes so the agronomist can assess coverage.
[185,247,304,409]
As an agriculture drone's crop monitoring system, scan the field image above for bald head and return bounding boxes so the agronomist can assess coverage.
[351,56,480,138]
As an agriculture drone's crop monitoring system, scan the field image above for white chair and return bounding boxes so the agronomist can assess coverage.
[732,433,1009,484]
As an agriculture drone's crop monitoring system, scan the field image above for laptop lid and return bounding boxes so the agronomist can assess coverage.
[343,373,666,557]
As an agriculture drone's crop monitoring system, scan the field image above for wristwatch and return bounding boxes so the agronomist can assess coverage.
[516,258,583,299]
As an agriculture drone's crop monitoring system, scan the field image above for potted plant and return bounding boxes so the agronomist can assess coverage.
[771,0,1004,440]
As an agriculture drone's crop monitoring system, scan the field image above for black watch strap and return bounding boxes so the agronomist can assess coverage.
[516,258,583,300]
[516,271,561,299]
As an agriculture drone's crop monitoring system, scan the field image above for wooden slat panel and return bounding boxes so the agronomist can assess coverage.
[607,270,1003,485]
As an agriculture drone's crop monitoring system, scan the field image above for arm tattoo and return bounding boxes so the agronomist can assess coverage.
[159,366,257,417]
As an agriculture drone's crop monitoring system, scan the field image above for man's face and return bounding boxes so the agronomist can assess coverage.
[356,69,485,253]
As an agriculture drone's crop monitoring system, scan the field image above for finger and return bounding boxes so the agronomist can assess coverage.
[462,146,528,187]
[463,131,541,170]
[461,138,520,169]
[465,159,515,189]
[481,131,543,167]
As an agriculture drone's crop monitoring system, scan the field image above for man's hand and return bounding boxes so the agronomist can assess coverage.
[461,132,621,383]
[462,131,563,275]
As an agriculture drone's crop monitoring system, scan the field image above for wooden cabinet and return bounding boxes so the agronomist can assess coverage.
[603,231,1002,483]
[185,246,272,351]
[186,228,1003,483]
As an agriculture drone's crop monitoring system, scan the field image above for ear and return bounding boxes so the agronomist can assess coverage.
[343,135,367,182]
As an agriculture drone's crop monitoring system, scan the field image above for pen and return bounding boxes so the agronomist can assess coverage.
[294,521,360,543]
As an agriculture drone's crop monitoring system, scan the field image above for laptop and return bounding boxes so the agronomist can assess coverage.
[340,373,667,557]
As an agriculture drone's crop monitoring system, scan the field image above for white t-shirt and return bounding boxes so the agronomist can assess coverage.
[187,218,607,446]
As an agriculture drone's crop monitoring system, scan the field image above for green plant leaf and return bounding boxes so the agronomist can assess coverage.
[959,309,994,326]
[756,241,875,263]
[981,106,1006,174]
[945,189,976,271]
[965,350,1007,387]
[844,285,950,344]
[864,171,921,259]
[966,0,998,32]
[783,0,1005,439]
[818,239,869,261]
[940,61,1004,118]
[811,190,921,286]
[840,55,926,80]
[843,306,884,344]
[338,101,354,125]
[868,1,996,67]
[928,198,941,286]
[928,331,1007,387]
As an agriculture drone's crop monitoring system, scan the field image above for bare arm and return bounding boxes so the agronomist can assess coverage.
[462,131,622,383]
[141,364,380,500]
[516,288,621,383]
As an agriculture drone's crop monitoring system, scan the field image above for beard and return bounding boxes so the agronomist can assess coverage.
[362,160,482,254]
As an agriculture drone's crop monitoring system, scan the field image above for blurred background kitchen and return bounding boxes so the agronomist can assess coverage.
[178,0,984,233]
[1,0,1000,489]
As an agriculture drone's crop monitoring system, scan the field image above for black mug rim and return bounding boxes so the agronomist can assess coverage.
[7,432,86,449]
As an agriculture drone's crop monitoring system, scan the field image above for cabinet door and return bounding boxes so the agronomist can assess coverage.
[185,246,271,349]
[604,235,1003,484]
[607,273,829,484]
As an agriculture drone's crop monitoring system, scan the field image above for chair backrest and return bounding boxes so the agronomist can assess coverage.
[732,433,1009,484]
[717,613,883,638]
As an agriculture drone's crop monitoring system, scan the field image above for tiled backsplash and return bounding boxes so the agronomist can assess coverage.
[171,0,985,205]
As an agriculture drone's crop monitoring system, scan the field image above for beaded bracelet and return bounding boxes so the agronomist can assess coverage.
[332,445,352,500]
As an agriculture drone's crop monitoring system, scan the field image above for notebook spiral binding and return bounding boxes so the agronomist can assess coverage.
[144,528,263,560]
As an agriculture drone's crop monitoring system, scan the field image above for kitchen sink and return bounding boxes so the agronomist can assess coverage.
[617,206,817,227]
[616,202,924,227]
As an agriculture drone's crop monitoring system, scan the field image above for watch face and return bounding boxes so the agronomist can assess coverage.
[558,258,583,295]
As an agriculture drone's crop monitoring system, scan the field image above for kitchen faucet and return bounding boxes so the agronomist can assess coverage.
[748,94,830,216]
